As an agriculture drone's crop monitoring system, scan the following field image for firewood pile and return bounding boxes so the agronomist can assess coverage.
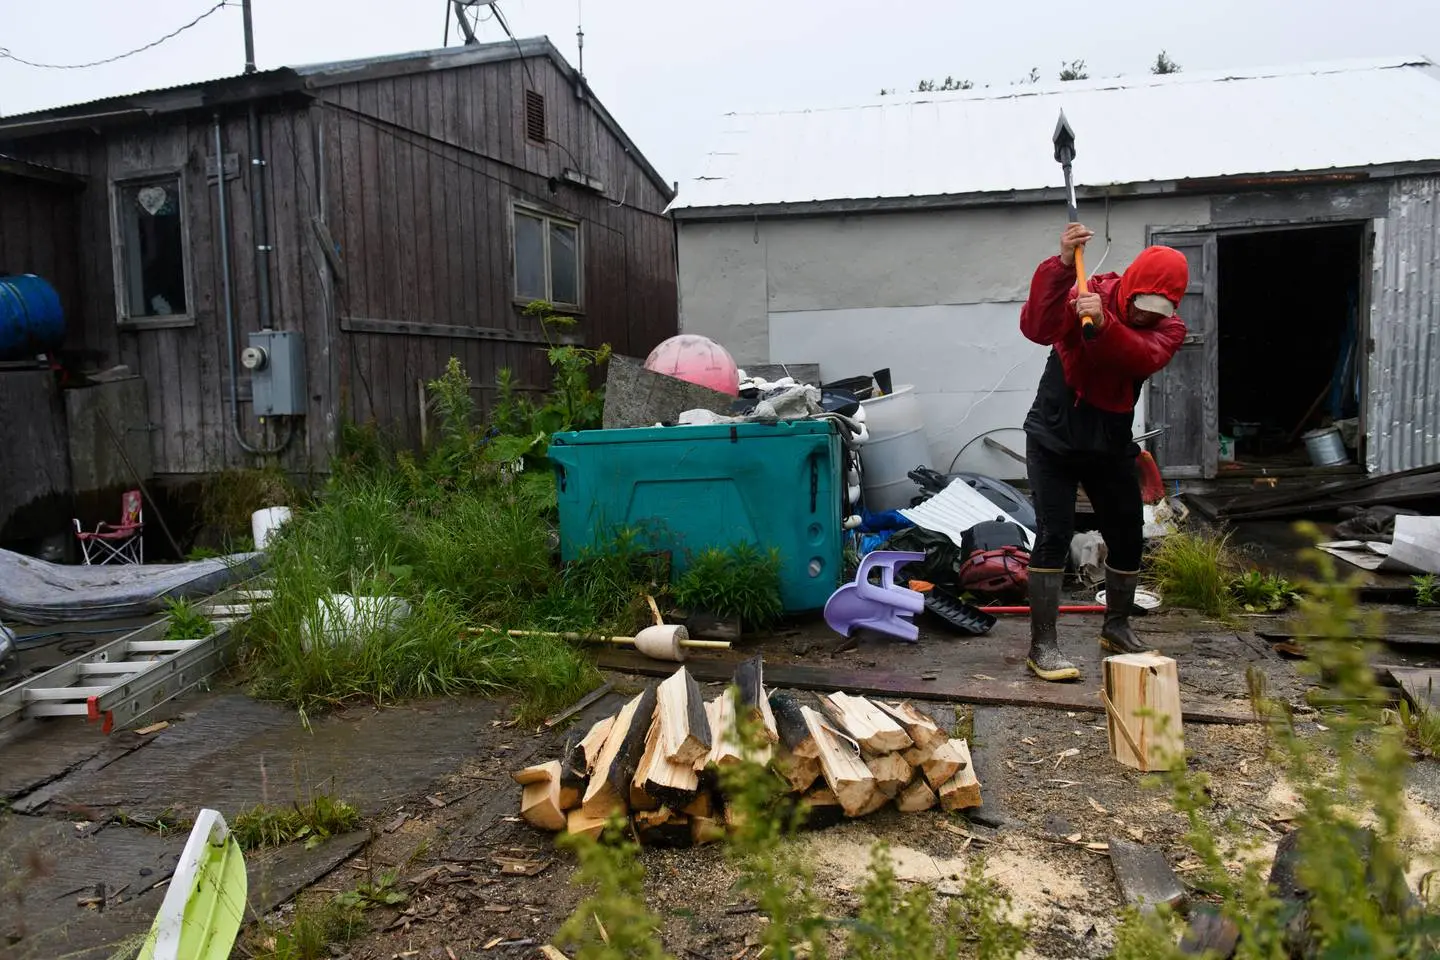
[512,656,982,845]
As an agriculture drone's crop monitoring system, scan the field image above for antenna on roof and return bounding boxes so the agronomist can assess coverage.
[452,0,496,46]
[576,0,585,79]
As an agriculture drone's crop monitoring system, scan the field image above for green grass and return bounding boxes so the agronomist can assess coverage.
[231,794,360,850]
[1145,529,1238,616]
[673,542,784,632]
[1414,573,1439,607]
[249,899,367,960]
[162,597,214,642]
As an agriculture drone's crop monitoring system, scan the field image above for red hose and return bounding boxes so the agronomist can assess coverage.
[980,605,1107,615]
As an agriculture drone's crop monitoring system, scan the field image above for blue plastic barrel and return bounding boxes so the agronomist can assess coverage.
[0,274,65,360]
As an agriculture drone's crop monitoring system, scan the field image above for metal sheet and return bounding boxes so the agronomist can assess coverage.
[1368,176,1440,474]
[671,57,1440,212]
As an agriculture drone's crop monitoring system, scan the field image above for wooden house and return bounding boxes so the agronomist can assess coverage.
[0,37,678,483]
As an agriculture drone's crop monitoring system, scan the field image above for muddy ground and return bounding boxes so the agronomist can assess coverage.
[5,607,1440,960]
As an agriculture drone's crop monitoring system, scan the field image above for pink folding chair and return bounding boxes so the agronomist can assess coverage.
[74,489,145,565]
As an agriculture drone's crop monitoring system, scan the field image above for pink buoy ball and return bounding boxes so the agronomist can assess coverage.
[643,335,739,396]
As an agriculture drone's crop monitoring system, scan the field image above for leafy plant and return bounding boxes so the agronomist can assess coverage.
[1230,570,1301,613]
[231,794,360,850]
[1146,529,1237,616]
[1414,573,1438,607]
[248,899,366,960]
[1395,698,1440,758]
[163,597,214,641]
[335,871,407,910]
[947,858,1029,959]
[554,820,670,960]
[674,543,784,631]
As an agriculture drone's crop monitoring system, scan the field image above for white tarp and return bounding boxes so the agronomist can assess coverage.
[0,548,263,625]
[1319,517,1440,575]
[899,478,1035,549]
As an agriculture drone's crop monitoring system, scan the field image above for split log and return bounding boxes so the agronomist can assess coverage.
[634,713,701,809]
[557,731,588,810]
[775,744,822,793]
[818,692,913,753]
[629,782,661,812]
[657,667,712,765]
[1102,653,1184,772]
[801,705,877,816]
[579,715,616,773]
[565,807,608,841]
[634,807,693,848]
[937,740,982,811]
[865,752,912,799]
[682,790,715,819]
[691,815,726,845]
[732,656,780,742]
[874,700,946,751]
[801,785,847,830]
[704,693,772,767]
[920,738,967,789]
[512,760,565,831]
[582,686,657,818]
[769,691,819,758]
[896,776,937,813]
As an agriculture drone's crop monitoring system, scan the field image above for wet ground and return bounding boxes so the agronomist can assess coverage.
[3,605,1439,960]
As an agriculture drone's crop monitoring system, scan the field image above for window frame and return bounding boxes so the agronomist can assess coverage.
[510,201,584,312]
[110,167,196,329]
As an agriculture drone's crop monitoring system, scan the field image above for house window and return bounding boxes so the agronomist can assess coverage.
[114,175,190,321]
[513,205,581,308]
[524,90,546,145]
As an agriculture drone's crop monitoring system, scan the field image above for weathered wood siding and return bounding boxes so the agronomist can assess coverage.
[0,51,676,475]
[317,54,676,442]
[0,173,83,342]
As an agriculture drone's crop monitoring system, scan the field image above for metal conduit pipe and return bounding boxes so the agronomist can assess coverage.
[214,113,294,456]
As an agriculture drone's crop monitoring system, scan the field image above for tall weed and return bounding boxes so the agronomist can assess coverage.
[1145,529,1237,616]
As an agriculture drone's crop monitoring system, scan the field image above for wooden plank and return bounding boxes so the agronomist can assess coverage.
[1108,839,1186,911]
[1387,667,1440,712]
[543,680,614,728]
[596,651,1258,725]
[338,315,575,344]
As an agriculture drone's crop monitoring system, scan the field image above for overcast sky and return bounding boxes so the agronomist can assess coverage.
[1,0,1436,183]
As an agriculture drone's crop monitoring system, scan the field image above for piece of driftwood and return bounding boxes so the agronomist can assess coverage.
[582,686,657,817]
[802,705,876,816]
[937,740,982,811]
[513,761,565,831]
[818,692,913,753]
[657,667,712,765]
[1102,654,1184,772]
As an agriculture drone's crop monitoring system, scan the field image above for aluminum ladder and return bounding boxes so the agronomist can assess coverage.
[0,588,270,735]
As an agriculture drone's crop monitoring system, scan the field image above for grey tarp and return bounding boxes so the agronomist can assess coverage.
[0,548,264,624]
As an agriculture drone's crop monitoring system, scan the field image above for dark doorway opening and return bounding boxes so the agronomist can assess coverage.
[1217,224,1365,470]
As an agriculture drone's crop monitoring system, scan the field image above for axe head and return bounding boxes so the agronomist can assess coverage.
[1052,109,1077,165]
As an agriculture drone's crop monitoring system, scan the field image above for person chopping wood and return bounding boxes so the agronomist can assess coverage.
[1017,224,1188,681]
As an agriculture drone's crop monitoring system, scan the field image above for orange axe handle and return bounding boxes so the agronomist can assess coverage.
[1074,246,1097,339]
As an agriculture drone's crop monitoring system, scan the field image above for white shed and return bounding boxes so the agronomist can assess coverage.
[670,57,1440,482]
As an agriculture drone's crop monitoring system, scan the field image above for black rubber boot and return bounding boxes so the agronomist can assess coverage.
[1026,569,1080,682]
[1099,566,1155,655]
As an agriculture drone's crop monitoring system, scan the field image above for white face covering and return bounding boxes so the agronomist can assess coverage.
[1131,293,1175,317]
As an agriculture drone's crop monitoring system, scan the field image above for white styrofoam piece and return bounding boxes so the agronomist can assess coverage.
[899,477,1035,549]
[1389,516,1440,574]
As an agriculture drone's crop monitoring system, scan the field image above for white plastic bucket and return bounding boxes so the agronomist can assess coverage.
[1302,426,1348,467]
[858,385,930,512]
[251,506,293,550]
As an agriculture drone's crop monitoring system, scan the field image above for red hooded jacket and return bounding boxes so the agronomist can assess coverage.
[1019,246,1189,413]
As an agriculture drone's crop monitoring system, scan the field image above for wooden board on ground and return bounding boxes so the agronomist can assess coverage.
[801,705,876,816]
[1102,654,1184,772]
[657,667,712,765]
[937,740,981,811]
[1108,839,1186,911]
[819,692,913,753]
[596,650,1257,724]
[1385,666,1440,712]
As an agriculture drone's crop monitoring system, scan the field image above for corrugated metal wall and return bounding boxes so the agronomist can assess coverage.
[1368,176,1440,474]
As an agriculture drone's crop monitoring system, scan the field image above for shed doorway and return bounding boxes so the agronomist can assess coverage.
[1216,224,1366,471]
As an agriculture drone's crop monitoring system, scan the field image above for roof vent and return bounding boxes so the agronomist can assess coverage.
[525,90,546,145]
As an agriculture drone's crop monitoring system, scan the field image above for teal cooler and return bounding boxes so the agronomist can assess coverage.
[549,421,843,613]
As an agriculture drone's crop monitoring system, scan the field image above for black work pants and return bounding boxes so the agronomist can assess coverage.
[1025,436,1143,572]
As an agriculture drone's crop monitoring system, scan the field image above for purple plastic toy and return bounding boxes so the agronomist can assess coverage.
[823,550,927,642]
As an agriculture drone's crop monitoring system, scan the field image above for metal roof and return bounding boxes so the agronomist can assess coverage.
[0,37,672,200]
[669,56,1440,215]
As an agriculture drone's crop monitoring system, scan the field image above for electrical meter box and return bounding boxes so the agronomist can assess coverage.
[245,330,307,416]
